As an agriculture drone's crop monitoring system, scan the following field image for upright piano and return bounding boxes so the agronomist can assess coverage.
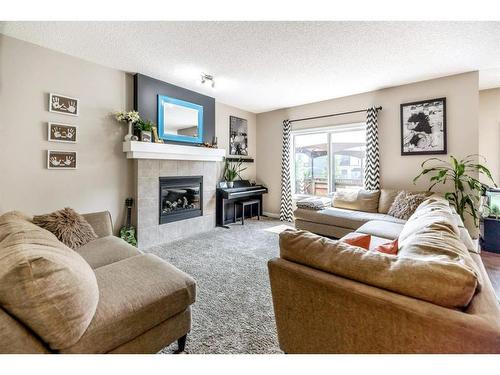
[216,180,268,227]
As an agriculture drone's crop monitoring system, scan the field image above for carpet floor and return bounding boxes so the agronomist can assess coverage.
[144,218,292,354]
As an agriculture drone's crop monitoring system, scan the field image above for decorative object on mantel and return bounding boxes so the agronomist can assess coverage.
[229,116,248,156]
[413,154,496,227]
[136,119,155,142]
[199,142,218,148]
[152,126,163,143]
[114,110,140,141]
[47,150,77,169]
[401,97,447,155]
[223,158,247,188]
[49,93,79,116]
[48,122,77,143]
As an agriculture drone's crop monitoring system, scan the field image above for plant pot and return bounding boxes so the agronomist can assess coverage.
[141,130,152,142]
[124,121,134,141]
[227,181,234,188]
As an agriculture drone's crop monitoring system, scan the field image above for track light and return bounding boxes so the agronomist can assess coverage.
[201,73,215,89]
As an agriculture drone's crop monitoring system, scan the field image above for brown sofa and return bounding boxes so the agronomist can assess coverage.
[0,210,195,354]
[269,196,500,353]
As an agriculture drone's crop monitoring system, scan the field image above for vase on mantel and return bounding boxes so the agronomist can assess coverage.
[124,121,133,141]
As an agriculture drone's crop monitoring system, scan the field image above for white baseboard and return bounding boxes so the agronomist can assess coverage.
[263,211,280,219]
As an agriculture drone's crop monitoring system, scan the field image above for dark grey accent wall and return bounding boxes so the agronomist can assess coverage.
[134,73,215,145]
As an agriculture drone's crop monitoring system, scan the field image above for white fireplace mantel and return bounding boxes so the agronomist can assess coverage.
[123,141,226,162]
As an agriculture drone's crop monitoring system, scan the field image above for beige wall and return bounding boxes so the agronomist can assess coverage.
[216,102,257,181]
[0,35,256,232]
[479,88,500,185]
[257,72,479,215]
[0,34,134,232]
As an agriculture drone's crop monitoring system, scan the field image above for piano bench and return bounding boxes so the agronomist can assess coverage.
[234,199,260,225]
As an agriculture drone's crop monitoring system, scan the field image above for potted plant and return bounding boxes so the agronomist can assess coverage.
[136,119,155,142]
[223,158,247,188]
[413,154,497,227]
[114,110,140,141]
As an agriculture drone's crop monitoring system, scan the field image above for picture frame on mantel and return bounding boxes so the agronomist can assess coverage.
[400,97,447,156]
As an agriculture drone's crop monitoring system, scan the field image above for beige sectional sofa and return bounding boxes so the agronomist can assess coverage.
[295,189,410,239]
[0,211,195,354]
[269,193,500,353]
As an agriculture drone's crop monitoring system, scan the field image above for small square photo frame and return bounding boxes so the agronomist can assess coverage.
[47,150,77,169]
[48,122,77,143]
[49,93,79,116]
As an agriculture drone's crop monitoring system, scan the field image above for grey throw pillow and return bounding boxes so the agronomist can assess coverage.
[387,191,428,220]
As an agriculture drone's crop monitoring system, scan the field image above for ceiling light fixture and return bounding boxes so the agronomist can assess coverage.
[201,73,215,89]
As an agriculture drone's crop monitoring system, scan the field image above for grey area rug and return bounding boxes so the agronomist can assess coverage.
[144,218,292,354]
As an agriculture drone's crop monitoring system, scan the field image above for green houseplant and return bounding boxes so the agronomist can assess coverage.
[413,154,497,226]
[136,119,155,142]
[223,158,247,188]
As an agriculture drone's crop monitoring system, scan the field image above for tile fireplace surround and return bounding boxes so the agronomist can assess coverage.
[135,159,221,249]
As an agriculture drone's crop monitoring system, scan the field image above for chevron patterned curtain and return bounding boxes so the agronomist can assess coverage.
[364,107,380,190]
[280,119,293,222]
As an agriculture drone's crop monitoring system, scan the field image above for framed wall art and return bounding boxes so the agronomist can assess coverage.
[48,122,77,143]
[229,116,248,156]
[49,93,79,116]
[400,97,446,155]
[47,150,77,169]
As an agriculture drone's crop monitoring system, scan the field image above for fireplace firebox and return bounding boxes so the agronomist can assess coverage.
[159,176,203,224]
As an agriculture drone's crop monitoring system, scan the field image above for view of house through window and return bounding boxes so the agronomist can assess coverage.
[292,124,366,197]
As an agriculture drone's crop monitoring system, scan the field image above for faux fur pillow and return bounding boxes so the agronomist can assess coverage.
[32,208,98,249]
[387,191,428,220]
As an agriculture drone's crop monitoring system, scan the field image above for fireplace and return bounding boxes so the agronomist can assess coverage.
[159,176,203,224]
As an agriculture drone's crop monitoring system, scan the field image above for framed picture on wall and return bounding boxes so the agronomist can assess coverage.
[49,93,79,116]
[48,122,77,143]
[400,97,447,155]
[47,150,77,169]
[229,116,248,156]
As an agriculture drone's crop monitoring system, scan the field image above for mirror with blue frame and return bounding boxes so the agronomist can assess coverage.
[158,95,204,144]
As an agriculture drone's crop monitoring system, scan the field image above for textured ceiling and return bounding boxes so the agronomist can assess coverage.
[1,21,500,113]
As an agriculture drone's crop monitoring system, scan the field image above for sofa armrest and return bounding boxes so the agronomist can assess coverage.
[268,257,500,353]
[82,211,113,238]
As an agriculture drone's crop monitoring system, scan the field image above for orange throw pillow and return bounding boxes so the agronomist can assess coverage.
[341,233,371,250]
[375,239,398,255]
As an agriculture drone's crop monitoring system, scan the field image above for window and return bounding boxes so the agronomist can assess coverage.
[292,124,366,197]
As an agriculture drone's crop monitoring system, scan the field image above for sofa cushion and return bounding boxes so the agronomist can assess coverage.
[332,189,380,213]
[387,191,428,220]
[0,307,49,353]
[397,197,482,291]
[33,207,98,249]
[0,211,99,350]
[355,220,405,240]
[82,211,113,238]
[294,207,405,231]
[61,254,196,353]
[378,189,400,214]
[341,233,371,250]
[76,235,141,269]
[398,197,459,243]
[280,229,478,308]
